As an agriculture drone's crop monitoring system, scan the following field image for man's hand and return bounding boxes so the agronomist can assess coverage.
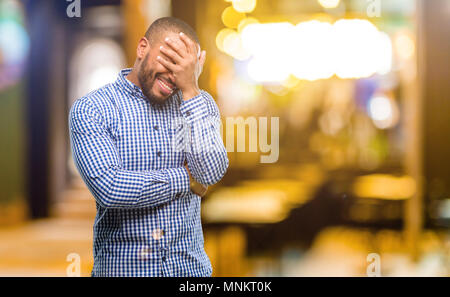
[185,164,208,197]
[157,32,206,101]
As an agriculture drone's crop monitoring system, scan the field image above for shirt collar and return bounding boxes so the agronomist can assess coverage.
[115,68,183,105]
[115,68,145,99]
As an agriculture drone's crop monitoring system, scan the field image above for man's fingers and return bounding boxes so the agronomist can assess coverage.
[197,50,206,76]
[184,164,191,177]
[159,45,182,64]
[198,185,208,197]
[179,32,196,55]
[157,55,177,72]
[200,50,206,68]
[164,37,187,58]
[197,45,201,59]
[194,184,208,197]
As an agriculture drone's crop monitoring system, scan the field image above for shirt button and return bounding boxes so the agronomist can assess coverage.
[152,229,164,240]
[157,151,162,157]
[154,125,159,131]
[162,256,166,262]
[185,111,191,116]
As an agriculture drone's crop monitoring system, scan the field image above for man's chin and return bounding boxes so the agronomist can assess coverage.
[144,92,170,105]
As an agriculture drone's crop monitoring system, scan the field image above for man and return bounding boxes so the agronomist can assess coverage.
[69,17,228,277]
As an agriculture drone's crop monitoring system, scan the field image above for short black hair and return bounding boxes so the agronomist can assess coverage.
[144,17,200,46]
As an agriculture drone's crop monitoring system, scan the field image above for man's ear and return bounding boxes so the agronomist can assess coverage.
[136,37,150,60]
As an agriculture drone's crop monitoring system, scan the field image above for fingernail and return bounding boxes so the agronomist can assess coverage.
[165,37,169,42]
[179,32,184,36]
[159,46,163,50]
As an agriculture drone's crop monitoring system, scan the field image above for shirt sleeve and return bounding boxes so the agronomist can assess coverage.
[179,90,229,186]
[69,99,190,209]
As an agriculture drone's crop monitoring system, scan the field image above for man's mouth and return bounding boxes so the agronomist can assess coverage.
[156,77,175,95]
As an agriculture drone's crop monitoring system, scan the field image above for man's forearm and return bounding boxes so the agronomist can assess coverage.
[179,91,229,186]
[79,163,190,209]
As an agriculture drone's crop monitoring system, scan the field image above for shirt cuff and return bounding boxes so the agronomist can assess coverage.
[166,167,190,198]
[179,91,209,124]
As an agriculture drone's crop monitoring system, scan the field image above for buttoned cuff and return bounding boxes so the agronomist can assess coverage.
[179,91,209,124]
[166,167,190,199]
[141,170,168,196]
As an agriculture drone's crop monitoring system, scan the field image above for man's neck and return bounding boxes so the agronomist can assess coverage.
[126,68,141,89]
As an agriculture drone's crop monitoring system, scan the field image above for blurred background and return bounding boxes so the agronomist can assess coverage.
[0,0,449,276]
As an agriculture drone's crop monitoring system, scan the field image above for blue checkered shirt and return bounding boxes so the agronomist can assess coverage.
[69,69,228,277]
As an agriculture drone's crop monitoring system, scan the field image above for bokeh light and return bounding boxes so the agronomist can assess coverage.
[333,19,392,79]
[70,38,126,102]
[235,19,393,82]
[368,94,399,129]
[353,174,416,200]
[232,0,257,13]
[0,0,29,90]
[237,17,259,33]
[0,20,29,65]
[216,28,236,53]
[222,6,246,29]
[291,20,335,81]
[223,31,251,61]
[318,0,340,9]
[394,32,415,60]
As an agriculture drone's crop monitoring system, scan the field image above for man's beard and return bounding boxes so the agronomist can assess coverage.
[137,54,171,105]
